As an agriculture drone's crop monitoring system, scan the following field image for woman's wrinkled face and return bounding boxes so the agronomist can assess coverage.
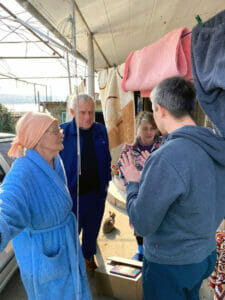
[138,121,157,145]
[37,121,64,154]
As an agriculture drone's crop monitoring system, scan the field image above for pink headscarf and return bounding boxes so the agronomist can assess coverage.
[8,111,57,158]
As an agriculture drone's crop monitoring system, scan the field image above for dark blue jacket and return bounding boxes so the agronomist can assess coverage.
[60,119,111,201]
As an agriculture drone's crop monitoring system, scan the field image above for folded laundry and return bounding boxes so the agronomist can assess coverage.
[121,27,192,97]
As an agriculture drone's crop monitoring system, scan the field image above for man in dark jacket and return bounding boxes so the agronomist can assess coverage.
[120,77,225,300]
[60,94,111,271]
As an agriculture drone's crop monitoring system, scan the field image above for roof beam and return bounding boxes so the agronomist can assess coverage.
[74,1,111,67]
[0,3,63,58]
[0,56,62,59]
[0,72,47,87]
[15,0,87,63]
[0,76,85,79]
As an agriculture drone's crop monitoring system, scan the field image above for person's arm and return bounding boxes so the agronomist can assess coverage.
[0,161,31,251]
[126,155,186,237]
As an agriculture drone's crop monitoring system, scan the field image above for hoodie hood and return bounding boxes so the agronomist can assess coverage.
[166,125,225,166]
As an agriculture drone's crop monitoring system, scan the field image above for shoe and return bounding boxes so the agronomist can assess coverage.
[85,256,98,272]
[132,253,143,261]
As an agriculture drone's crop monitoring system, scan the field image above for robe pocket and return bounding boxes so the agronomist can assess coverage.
[39,247,70,284]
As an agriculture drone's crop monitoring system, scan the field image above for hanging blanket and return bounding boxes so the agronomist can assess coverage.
[210,232,225,300]
[121,27,192,97]
[98,64,135,163]
[191,9,225,137]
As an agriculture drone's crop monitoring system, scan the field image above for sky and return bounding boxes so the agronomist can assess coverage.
[0,0,91,99]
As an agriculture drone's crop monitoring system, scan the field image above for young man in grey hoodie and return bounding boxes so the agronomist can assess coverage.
[120,76,225,300]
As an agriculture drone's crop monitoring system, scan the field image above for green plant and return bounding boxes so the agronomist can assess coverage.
[0,104,16,133]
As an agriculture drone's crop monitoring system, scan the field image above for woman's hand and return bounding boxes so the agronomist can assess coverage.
[141,150,150,165]
[137,150,150,168]
[120,151,142,183]
[141,150,150,161]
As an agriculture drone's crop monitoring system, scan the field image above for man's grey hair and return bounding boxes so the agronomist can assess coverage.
[72,94,94,110]
[151,76,196,119]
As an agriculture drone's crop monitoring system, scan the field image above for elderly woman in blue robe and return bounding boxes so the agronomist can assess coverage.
[0,111,91,300]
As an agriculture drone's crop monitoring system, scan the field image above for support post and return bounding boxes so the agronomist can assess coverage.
[34,84,36,104]
[66,52,72,95]
[37,90,40,112]
[87,32,95,98]
[45,86,48,102]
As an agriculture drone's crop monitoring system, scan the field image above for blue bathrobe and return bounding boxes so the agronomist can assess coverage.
[0,149,91,300]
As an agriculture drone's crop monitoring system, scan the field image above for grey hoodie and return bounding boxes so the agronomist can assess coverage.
[126,125,225,264]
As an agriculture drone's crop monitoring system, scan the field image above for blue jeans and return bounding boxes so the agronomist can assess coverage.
[143,250,216,300]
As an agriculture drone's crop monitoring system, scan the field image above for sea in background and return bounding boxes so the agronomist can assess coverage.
[0,94,67,113]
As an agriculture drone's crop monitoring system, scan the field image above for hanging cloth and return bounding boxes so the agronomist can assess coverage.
[121,27,192,97]
[191,9,225,137]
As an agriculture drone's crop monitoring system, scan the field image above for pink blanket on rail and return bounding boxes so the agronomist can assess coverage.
[121,27,192,97]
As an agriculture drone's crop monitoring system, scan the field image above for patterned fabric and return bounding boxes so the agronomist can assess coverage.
[118,135,162,185]
[210,232,225,300]
[98,64,135,155]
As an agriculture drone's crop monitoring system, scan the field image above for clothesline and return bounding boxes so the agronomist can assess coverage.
[181,31,192,38]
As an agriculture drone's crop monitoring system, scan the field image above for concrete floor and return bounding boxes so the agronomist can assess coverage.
[0,270,214,300]
[0,198,215,300]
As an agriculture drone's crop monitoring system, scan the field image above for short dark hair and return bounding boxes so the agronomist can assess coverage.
[151,76,196,118]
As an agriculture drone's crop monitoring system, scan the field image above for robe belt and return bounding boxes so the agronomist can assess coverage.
[25,212,87,300]
[25,213,72,234]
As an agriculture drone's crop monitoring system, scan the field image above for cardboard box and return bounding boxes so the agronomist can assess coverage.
[95,256,143,300]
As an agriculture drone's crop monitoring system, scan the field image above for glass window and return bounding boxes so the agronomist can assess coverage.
[61,111,66,123]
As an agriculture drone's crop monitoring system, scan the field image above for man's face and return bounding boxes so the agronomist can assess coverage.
[75,99,95,129]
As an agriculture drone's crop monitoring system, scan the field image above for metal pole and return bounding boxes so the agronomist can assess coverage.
[71,0,80,172]
[45,86,48,102]
[87,32,94,98]
[0,3,63,58]
[15,0,87,63]
[34,84,36,104]
[71,1,81,298]
[74,1,111,67]
[66,52,72,95]
[0,57,63,59]
[37,90,40,112]
[0,72,47,87]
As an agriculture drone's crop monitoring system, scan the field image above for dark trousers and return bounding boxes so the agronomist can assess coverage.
[72,190,105,260]
[136,235,143,246]
[142,250,216,300]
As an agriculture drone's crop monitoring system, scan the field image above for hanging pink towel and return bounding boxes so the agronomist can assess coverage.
[121,27,192,97]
